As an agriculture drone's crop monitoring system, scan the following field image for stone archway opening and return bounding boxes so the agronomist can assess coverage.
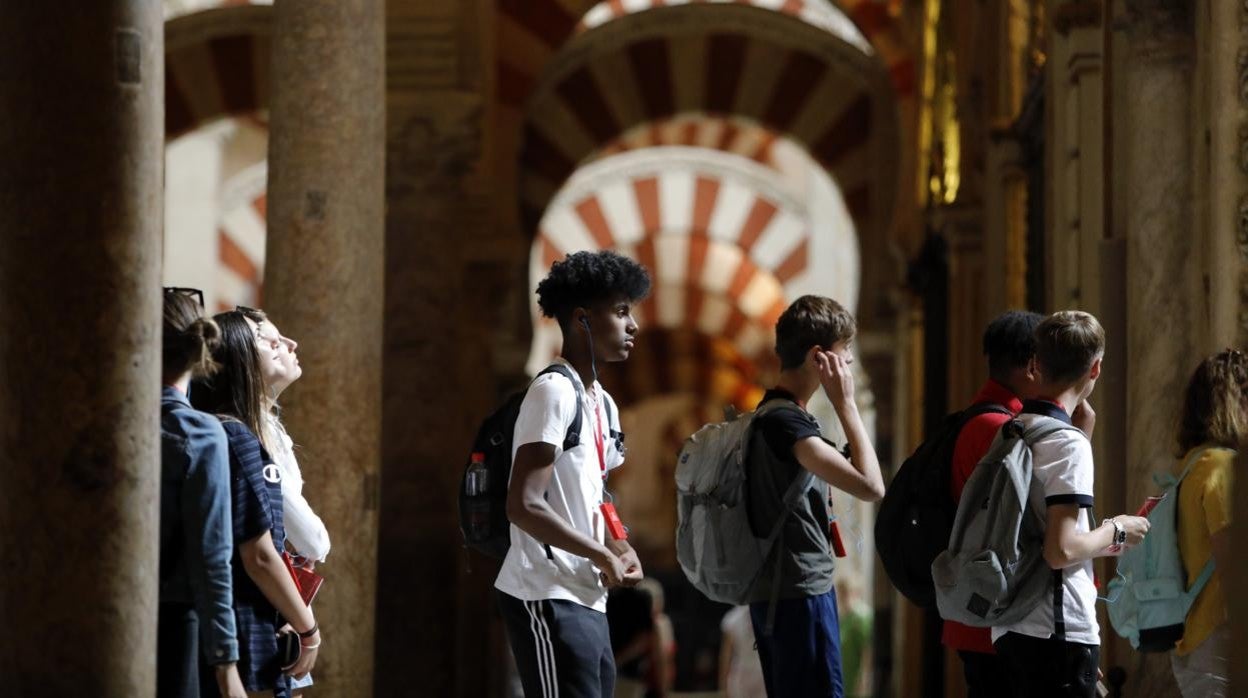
[162,4,272,311]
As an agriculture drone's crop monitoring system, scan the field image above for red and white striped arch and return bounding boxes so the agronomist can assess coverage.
[164,5,271,310]
[596,115,783,170]
[515,2,898,250]
[166,4,272,139]
[527,146,859,375]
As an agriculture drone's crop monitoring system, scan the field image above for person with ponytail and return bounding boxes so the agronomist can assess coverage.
[159,287,245,697]
[1168,349,1248,696]
[191,310,321,697]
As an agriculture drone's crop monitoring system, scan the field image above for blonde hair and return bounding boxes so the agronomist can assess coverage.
[1035,311,1105,384]
[1176,349,1248,456]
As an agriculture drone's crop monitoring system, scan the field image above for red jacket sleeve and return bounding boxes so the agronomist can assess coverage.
[950,413,1013,501]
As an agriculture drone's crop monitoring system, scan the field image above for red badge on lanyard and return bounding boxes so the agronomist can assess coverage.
[592,389,628,540]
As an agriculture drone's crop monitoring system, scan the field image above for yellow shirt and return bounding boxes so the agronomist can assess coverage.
[1173,445,1235,656]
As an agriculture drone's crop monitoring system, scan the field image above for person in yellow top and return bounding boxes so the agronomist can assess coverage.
[1170,349,1246,697]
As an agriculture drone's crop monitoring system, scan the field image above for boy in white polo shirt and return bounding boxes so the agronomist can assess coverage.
[495,250,651,698]
[992,311,1150,698]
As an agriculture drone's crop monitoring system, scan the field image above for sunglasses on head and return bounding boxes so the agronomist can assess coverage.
[163,286,204,309]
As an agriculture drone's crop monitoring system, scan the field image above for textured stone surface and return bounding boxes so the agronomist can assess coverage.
[0,3,163,695]
[1123,5,1194,697]
[263,0,386,693]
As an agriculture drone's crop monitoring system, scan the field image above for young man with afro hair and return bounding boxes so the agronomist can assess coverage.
[745,295,884,698]
[495,250,652,698]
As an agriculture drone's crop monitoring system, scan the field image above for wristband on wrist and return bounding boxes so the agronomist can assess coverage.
[1104,518,1125,546]
[298,622,318,639]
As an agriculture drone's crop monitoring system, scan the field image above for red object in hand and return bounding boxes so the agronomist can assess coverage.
[601,502,627,541]
[1137,494,1166,518]
[828,520,846,557]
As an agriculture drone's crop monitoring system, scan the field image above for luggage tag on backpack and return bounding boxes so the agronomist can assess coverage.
[601,492,627,541]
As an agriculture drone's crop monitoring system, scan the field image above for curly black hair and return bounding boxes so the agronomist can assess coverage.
[536,250,651,323]
[982,310,1043,378]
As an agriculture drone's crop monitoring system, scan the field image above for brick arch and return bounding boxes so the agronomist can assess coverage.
[496,0,914,104]
[526,146,861,372]
[516,4,898,294]
[165,4,272,139]
[595,115,786,171]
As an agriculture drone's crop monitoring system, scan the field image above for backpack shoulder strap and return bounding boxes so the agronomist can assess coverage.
[1020,415,1081,445]
[536,364,584,452]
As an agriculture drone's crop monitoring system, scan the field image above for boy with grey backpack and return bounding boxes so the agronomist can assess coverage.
[933,311,1149,698]
[676,295,884,698]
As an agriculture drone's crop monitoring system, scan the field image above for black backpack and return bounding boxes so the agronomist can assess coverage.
[874,402,1011,607]
[458,364,620,559]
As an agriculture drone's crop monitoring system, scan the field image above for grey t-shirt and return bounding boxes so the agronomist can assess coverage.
[745,390,835,602]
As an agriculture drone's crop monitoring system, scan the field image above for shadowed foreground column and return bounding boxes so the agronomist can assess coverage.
[264,0,385,693]
[0,2,163,696]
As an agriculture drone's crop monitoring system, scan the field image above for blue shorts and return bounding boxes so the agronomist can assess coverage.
[749,590,844,698]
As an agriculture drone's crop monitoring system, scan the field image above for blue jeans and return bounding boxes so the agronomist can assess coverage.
[749,590,844,698]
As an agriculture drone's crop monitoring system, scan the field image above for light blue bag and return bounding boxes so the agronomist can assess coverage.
[1106,447,1222,652]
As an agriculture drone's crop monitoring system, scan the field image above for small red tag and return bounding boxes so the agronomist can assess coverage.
[601,502,627,540]
[828,520,846,557]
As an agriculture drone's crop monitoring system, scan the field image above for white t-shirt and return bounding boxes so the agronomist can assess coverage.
[494,360,625,612]
[992,409,1100,646]
[264,413,332,562]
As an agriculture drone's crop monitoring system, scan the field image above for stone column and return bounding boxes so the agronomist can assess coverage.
[0,3,163,696]
[1205,0,1248,348]
[1122,2,1195,695]
[263,0,385,693]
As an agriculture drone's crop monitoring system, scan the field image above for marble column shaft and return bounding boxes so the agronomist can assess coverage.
[0,3,163,695]
[1123,2,1195,695]
[264,0,385,693]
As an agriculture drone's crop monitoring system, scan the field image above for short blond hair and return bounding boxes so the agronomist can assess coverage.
[1035,311,1105,384]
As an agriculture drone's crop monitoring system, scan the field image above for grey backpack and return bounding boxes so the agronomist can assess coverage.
[675,400,814,607]
[931,416,1079,627]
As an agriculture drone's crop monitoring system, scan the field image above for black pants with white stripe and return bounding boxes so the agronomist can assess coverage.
[497,591,616,698]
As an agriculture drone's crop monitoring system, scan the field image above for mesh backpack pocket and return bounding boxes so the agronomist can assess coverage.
[458,365,588,559]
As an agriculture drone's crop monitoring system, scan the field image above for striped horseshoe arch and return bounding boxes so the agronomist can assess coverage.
[527,147,861,375]
[165,4,272,140]
[516,4,897,318]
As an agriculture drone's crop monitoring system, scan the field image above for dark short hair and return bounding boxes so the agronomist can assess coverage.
[983,310,1043,378]
[774,295,856,370]
[1035,310,1106,385]
[536,251,651,324]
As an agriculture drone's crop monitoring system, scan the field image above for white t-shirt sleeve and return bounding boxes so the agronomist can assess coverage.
[1034,430,1095,507]
[513,373,578,456]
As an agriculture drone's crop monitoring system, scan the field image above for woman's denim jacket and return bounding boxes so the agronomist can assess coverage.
[160,386,239,664]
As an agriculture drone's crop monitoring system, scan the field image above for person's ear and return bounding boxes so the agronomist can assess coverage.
[808,346,824,366]
[1089,356,1103,381]
[573,310,591,333]
[1028,356,1041,382]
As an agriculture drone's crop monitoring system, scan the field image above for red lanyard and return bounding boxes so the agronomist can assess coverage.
[591,388,607,474]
